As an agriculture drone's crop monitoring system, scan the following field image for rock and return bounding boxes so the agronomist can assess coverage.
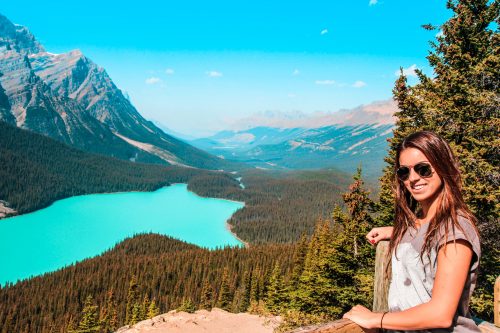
[115,308,281,333]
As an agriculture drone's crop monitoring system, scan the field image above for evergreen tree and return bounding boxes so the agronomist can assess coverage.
[147,298,160,319]
[290,168,375,318]
[289,234,309,290]
[342,166,374,262]
[250,267,262,303]
[139,296,149,321]
[99,289,117,333]
[200,280,214,310]
[378,0,499,319]
[125,276,139,324]
[294,218,339,317]
[240,271,252,312]
[328,168,375,312]
[217,268,233,311]
[265,263,288,314]
[231,272,252,312]
[178,298,197,313]
[129,302,142,325]
[75,295,100,333]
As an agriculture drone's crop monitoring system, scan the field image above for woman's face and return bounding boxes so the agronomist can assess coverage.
[398,148,443,208]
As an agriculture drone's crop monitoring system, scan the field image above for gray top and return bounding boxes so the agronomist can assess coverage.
[387,215,481,333]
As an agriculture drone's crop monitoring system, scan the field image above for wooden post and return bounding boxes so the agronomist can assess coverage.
[288,318,364,333]
[372,240,391,312]
[495,276,500,327]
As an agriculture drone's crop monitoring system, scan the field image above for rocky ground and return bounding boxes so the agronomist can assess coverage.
[116,308,281,333]
[0,201,15,218]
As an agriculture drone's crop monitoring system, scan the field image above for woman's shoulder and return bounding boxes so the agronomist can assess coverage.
[438,212,479,242]
[438,212,481,269]
[455,212,480,240]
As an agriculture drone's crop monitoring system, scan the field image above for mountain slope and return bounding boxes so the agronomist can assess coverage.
[0,14,230,169]
[191,123,394,178]
[0,121,213,216]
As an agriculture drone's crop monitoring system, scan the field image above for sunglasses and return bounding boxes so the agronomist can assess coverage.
[396,162,434,181]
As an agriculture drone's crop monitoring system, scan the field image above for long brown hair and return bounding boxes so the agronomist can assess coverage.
[388,131,478,260]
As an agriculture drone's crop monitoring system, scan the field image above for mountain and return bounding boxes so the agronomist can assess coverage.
[0,14,229,170]
[190,101,397,178]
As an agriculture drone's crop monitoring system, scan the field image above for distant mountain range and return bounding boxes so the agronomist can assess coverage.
[190,101,397,178]
[0,13,398,177]
[0,14,229,170]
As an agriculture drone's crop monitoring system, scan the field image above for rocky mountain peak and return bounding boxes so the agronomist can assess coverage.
[0,14,44,54]
[0,13,230,170]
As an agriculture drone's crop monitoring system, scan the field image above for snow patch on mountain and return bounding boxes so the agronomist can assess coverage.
[346,135,378,151]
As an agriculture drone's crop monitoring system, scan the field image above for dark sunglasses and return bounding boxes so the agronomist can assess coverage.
[396,162,434,181]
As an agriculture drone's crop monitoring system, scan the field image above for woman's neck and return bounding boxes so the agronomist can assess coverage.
[418,195,441,226]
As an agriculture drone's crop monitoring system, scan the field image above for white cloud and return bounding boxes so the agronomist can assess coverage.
[352,81,367,88]
[395,64,418,77]
[292,69,300,76]
[315,80,336,85]
[206,70,223,77]
[145,77,161,84]
[320,29,328,35]
[165,68,175,75]
[369,0,378,5]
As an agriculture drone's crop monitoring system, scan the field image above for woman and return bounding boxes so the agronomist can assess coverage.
[343,131,481,332]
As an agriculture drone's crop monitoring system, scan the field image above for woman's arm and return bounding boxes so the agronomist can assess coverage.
[344,239,473,330]
[366,226,393,244]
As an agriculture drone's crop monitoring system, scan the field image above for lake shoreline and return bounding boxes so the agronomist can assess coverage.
[0,183,246,285]
[226,220,249,248]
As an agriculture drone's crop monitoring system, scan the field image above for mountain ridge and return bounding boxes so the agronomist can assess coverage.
[191,122,394,178]
[0,14,231,170]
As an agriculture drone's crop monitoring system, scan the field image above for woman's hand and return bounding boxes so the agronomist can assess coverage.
[366,226,393,245]
[343,305,381,329]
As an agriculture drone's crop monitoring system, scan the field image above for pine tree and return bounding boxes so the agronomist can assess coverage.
[250,267,262,303]
[240,270,252,311]
[99,289,117,333]
[178,298,196,313]
[378,0,499,319]
[265,263,288,314]
[129,302,142,325]
[125,276,139,324]
[200,280,214,310]
[147,298,160,319]
[290,168,375,318]
[139,296,149,321]
[217,268,233,311]
[231,271,252,312]
[342,166,374,261]
[76,295,100,333]
[294,218,339,317]
[289,233,309,290]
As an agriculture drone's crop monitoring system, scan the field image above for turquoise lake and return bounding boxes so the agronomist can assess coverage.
[0,184,244,286]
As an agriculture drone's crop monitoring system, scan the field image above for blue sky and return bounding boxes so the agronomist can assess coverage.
[1,1,451,136]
